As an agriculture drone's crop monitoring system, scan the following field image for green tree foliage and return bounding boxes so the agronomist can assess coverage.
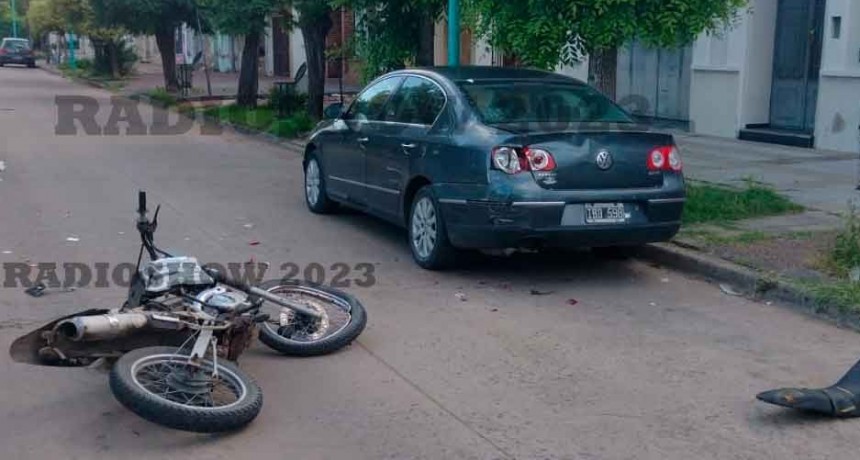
[465,0,747,96]
[2,0,31,37]
[335,0,445,82]
[27,0,66,36]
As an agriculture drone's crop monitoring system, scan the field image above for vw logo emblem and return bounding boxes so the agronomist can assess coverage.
[595,150,613,170]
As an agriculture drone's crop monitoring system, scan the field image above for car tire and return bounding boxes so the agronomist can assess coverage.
[408,186,458,270]
[304,154,337,214]
[27,62,35,68]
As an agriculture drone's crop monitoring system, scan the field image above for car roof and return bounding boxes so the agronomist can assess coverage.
[413,66,584,85]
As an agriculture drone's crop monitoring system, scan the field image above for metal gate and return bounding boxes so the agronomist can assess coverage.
[616,41,692,122]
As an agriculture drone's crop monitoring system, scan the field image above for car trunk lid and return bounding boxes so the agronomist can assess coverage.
[512,130,675,190]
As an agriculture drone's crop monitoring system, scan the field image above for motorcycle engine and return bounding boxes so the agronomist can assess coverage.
[192,286,250,315]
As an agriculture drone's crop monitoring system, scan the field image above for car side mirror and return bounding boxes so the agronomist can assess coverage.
[324,102,345,120]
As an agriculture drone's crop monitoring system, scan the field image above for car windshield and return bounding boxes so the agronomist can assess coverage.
[458,81,632,126]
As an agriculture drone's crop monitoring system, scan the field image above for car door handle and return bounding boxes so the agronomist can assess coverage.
[357,137,370,143]
[401,143,417,149]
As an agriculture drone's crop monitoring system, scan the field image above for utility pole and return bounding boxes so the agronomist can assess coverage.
[69,33,77,70]
[10,0,19,38]
[447,0,460,66]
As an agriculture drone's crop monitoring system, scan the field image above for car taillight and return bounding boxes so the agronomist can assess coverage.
[647,146,682,172]
[0,49,6,56]
[491,146,556,175]
[492,147,527,174]
[523,147,557,172]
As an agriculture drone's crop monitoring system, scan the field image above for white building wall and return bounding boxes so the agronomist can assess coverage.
[689,6,754,137]
[472,36,495,66]
[289,10,307,78]
[264,18,275,77]
[816,0,860,152]
[555,59,589,82]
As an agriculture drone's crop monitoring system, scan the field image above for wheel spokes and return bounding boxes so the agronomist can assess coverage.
[133,356,244,409]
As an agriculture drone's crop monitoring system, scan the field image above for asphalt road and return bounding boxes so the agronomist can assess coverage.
[1,66,859,460]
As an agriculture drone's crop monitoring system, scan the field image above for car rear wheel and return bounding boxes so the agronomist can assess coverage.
[409,187,457,270]
[304,154,337,214]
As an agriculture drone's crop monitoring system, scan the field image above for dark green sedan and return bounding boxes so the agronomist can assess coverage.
[0,38,36,68]
[304,67,685,269]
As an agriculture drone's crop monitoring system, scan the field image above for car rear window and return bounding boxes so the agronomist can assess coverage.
[2,39,30,51]
[458,81,632,126]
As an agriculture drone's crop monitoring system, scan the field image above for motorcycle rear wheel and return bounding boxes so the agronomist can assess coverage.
[109,346,263,433]
[257,280,367,357]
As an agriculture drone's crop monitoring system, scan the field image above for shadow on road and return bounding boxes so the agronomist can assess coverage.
[326,207,643,286]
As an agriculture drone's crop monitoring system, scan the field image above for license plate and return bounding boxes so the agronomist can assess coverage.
[585,203,627,224]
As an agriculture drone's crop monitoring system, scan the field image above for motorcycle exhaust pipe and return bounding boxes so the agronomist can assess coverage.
[56,313,149,342]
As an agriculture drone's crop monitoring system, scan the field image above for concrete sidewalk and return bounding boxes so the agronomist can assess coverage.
[123,61,361,98]
[676,132,860,215]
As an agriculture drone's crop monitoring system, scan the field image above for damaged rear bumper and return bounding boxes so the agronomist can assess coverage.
[436,188,684,250]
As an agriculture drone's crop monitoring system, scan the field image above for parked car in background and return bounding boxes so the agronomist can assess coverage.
[0,38,36,68]
[303,67,686,269]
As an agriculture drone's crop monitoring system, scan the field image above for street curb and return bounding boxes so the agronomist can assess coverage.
[197,112,307,154]
[39,63,117,91]
[639,242,860,332]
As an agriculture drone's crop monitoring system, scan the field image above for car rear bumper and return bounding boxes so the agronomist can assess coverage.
[436,186,684,249]
[0,56,35,65]
[442,201,682,249]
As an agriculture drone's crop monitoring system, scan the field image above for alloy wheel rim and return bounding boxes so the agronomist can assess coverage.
[306,160,321,206]
[412,197,437,259]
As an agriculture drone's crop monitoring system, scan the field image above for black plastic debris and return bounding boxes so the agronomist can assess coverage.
[25,283,47,298]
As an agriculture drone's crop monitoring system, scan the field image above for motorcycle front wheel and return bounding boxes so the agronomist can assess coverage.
[257,280,367,357]
[109,346,263,433]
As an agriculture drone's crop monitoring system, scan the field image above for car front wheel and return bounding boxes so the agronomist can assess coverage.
[409,187,457,270]
[304,154,336,214]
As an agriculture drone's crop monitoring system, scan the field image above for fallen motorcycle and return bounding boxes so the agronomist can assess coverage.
[10,191,367,432]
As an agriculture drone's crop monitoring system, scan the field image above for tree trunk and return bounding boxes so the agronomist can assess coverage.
[155,28,178,92]
[110,42,120,79]
[589,47,618,100]
[416,14,435,67]
[237,32,261,108]
[301,13,334,120]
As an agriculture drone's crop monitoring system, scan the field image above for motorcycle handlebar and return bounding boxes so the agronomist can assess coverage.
[138,191,147,216]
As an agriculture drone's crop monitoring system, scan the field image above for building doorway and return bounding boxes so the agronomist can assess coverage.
[769,0,826,132]
[272,14,290,77]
